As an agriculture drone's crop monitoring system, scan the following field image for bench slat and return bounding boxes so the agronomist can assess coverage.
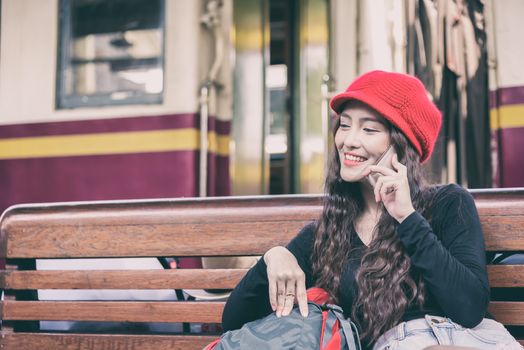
[3,195,523,259]
[0,269,248,290]
[2,221,304,258]
[487,265,524,287]
[0,333,217,350]
[488,301,524,325]
[3,266,521,290]
[0,332,522,350]
[481,216,524,251]
[4,204,524,258]
[0,197,322,259]
[4,216,523,258]
[4,300,523,326]
[1,301,224,323]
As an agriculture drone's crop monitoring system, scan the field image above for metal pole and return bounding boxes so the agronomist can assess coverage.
[199,83,210,197]
[199,0,224,197]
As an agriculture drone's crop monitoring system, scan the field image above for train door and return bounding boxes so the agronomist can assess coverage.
[231,0,330,195]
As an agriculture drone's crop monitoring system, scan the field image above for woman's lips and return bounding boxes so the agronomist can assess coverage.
[343,153,368,166]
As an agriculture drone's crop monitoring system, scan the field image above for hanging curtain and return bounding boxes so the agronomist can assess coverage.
[407,0,491,187]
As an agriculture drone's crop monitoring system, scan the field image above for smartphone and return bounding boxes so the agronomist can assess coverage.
[367,146,396,188]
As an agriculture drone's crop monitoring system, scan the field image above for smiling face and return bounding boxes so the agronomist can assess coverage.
[334,101,392,183]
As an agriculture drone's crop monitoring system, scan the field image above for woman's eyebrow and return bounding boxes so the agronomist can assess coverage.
[340,113,381,124]
[360,117,381,123]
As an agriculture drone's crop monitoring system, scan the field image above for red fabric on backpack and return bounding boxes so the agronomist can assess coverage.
[203,338,221,350]
[324,321,342,350]
[320,306,329,346]
[306,287,331,304]
[311,287,345,350]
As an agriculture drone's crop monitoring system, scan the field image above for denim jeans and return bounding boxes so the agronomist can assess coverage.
[373,315,523,350]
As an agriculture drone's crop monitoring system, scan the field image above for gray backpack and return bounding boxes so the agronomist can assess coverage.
[209,302,362,350]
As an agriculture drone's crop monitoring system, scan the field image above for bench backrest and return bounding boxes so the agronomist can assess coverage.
[1,189,523,349]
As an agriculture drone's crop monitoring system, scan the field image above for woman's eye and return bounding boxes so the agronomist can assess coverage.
[363,128,378,133]
[340,123,351,128]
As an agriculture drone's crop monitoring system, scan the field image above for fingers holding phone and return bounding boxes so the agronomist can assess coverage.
[366,146,396,188]
[367,152,415,223]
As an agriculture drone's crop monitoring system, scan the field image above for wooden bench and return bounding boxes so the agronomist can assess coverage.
[1,189,523,349]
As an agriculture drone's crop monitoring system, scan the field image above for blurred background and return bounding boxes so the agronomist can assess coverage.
[0,0,523,213]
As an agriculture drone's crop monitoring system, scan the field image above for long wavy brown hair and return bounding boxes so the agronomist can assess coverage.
[312,120,436,344]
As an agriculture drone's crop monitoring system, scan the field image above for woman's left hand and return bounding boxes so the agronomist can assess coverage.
[367,154,415,223]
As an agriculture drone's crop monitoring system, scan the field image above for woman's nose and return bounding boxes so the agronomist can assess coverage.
[343,129,362,148]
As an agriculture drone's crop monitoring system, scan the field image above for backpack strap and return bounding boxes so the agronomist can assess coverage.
[328,305,362,350]
[321,307,338,349]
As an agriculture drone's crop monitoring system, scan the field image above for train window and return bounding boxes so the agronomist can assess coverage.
[56,0,165,108]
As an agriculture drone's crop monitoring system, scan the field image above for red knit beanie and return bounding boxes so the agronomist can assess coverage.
[330,70,442,163]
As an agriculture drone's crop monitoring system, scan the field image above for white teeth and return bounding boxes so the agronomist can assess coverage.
[345,154,366,162]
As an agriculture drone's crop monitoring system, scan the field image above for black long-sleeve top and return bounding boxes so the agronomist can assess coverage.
[222,184,490,337]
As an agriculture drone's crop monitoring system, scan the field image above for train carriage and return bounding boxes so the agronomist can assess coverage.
[0,0,522,232]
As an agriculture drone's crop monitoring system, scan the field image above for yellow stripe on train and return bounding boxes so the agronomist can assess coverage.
[490,104,524,130]
[0,129,229,160]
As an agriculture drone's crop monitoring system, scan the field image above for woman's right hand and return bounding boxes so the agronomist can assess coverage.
[264,246,308,318]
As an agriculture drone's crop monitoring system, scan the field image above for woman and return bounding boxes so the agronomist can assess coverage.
[221,71,521,349]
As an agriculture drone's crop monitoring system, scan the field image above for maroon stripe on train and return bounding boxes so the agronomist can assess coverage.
[0,113,231,138]
[0,151,230,214]
[210,116,232,135]
[499,127,524,187]
[489,86,524,108]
